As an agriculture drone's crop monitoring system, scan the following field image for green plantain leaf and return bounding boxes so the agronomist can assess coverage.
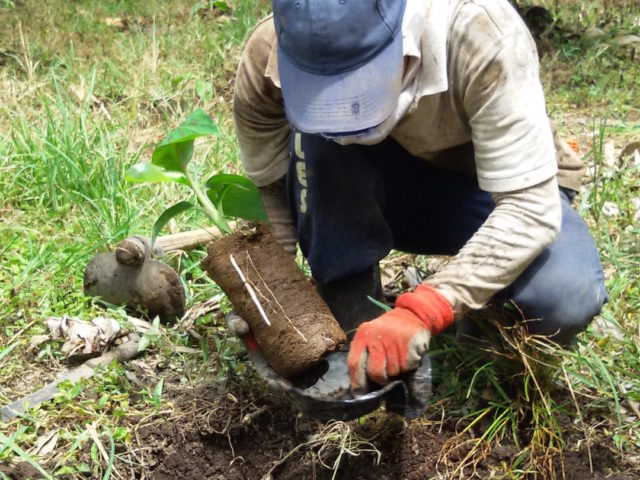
[151,201,197,246]
[151,109,219,173]
[161,109,220,145]
[125,162,189,186]
[204,174,268,222]
[151,139,195,173]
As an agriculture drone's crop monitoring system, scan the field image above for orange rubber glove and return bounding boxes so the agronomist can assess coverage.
[347,285,454,393]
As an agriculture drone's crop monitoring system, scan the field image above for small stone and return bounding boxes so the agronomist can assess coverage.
[616,34,640,46]
[584,27,606,40]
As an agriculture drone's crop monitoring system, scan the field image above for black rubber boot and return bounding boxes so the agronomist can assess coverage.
[315,264,386,339]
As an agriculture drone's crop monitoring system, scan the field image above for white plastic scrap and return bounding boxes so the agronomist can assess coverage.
[46,316,121,357]
[601,201,620,218]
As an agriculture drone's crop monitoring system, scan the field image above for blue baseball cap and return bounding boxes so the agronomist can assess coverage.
[272,0,407,134]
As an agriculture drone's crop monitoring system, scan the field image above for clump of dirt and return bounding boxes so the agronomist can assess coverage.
[202,224,346,380]
[0,462,41,480]
[135,381,322,480]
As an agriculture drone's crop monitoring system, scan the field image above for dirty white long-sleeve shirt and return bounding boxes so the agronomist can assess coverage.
[232,0,586,319]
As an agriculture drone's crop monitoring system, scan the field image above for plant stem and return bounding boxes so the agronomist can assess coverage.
[186,171,230,233]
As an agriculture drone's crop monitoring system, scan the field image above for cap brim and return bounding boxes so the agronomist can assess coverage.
[277,33,403,134]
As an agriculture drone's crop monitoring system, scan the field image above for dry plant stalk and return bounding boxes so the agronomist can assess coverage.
[262,420,381,480]
[437,312,580,479]
[437,410,493,478]
[491,320,566,478]
[18,22,38,81]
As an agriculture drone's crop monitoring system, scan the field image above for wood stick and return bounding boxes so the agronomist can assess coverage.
[1,336,140,421]
[157,223,237,253]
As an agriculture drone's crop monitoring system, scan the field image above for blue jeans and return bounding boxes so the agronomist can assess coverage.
[286,132,607,342]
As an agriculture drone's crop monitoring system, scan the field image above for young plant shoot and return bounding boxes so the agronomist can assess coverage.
[124,109,267,245]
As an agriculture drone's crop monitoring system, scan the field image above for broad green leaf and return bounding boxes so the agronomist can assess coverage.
[124,163,189,186]
[151,109,219,173]
[137,335,151,353]
[138,320,162,353]
[70,382,83,399]
[112,427,130,442]
[151,201,197,246]
[195,79,213,101]
[90,443,99,463]
[204,174,268,222]
[151,141,194,173]
[171,73,192,86]
[161,109,220,145]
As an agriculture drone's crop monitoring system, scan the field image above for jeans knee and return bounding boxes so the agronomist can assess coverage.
[513,270,607,343]
[509,198,608,343]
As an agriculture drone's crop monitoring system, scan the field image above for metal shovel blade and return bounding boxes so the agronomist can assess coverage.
[251,350,432,421]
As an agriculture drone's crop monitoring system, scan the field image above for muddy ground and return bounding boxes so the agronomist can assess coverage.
[93,379,631,480]
[1,375,631,479]
[0,368,617,480]
[2,267,637,479]
[2,254,637,479]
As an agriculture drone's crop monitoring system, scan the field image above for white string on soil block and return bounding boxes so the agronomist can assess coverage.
[229,254,271,327]
[243,251,308,343]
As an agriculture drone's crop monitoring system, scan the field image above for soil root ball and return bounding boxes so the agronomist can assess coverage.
[202,224,346,380]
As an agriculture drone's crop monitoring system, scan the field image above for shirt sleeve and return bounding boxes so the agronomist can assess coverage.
[451,4,557,193]
[233,16,291,187]
[424,176,562,319]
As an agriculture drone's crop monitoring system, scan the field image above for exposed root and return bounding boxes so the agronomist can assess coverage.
[262,420,381,480]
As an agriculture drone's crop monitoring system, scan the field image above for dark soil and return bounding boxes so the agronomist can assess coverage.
[202,225,346,380]
[0,463,41,480]
[129,380,637,480]
[1,356,635,480]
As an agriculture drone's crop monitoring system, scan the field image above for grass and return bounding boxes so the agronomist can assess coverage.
[422,107,640,475]
[0,0,639,478]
